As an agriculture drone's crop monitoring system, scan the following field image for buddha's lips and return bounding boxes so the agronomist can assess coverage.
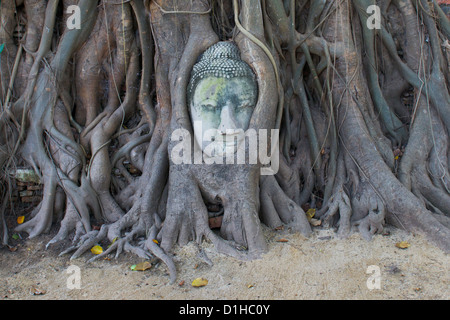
[218,129,243,136]
[214,131,243,147]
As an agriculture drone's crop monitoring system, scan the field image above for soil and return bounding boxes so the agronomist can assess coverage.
[0,224,448,300]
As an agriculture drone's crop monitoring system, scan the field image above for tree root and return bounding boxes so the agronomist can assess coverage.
[58,205,177,284]
[3,0,450,287]
[316,188,352,238]
[260,175,312,236]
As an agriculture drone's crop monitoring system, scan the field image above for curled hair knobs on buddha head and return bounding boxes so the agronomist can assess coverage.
[187,41,257,102]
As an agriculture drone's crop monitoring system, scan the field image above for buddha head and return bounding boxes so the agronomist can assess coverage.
[187,41,258,158]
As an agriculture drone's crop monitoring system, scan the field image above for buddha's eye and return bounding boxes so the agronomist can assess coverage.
[201,104,217,111]
[239,102,253,110]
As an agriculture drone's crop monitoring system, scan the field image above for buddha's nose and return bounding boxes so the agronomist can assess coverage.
[218,103,238,134]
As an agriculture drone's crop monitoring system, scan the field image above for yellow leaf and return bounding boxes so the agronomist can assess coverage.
[152,239,159,244]
[306,208,316,221]
[91,245,103,255]
[17,216,25,224]
[395,241,410,249]
[134,261,152,271]
[108,237,118,248]
[191,278,208,287]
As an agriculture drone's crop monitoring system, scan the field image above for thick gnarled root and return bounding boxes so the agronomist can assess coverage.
[260,175,312,236]
[57,205,177,284]
[161,165,265,262]
[316,188,352,238]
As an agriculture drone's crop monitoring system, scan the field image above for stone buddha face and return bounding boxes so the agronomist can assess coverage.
[188,42,258,158]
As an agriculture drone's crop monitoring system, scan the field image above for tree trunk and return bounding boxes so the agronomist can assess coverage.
[1,0,449,283]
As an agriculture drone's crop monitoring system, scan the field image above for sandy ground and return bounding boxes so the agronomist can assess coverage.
[0,225,448,300]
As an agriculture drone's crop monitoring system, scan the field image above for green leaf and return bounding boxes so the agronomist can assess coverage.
[306,208,316,221]
[12,234,19,240]
[0,44,5,54]
[107,237,118,248]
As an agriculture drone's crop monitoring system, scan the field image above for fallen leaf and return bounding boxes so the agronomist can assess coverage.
[309,218,322,226]
[17,216,25,224]
[130,264,137,271]
[133,261,152,271]
[306,208,316,221]
[30,286,46,296]
[152,239,159,244]
[247,284,254,289]
[107,237,118,248]
[178,280,185,286]
[12,234,20,240]
[191,278,208,287]
[276,238,289,242]
[90,245,103,255]
[395,241,410,249]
